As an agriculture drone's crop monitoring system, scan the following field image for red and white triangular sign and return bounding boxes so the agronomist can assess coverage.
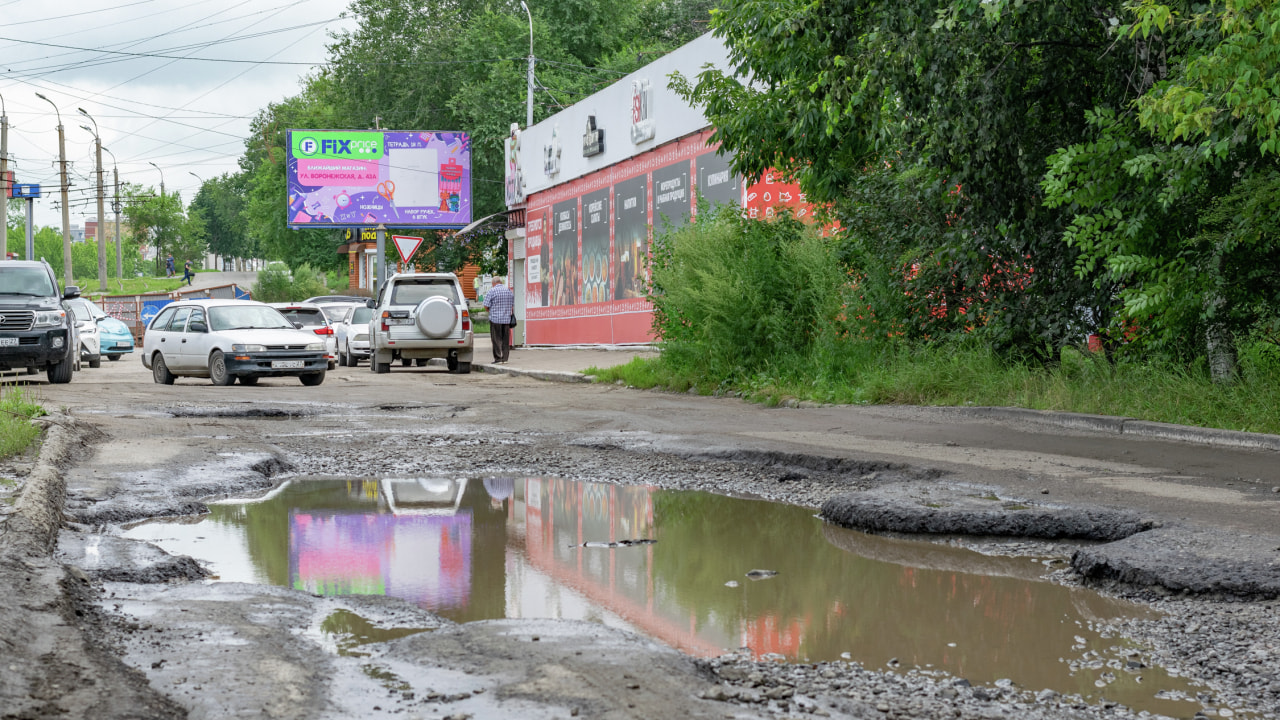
[391,235,424,264]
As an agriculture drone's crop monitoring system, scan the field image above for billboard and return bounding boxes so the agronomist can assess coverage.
[286,129,472,228]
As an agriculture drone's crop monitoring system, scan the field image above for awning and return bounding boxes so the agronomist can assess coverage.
[454,211,507,237]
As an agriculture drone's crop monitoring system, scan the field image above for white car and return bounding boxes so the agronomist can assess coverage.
[63,297,102,368]
[270,302,338,370]
[369,273,474,374]
[335,305,374,366]
[141,299,328,386]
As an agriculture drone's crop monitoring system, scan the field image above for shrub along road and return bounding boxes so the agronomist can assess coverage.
[0,357,1277,719]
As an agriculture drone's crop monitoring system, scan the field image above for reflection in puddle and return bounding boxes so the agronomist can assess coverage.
[127,477,1220,717]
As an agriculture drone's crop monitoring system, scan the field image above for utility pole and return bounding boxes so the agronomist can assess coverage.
[521,1,534,128]
[80,108,106,291]
[1,92,9,261]
[36,93,72,287]
[103,146,121,280]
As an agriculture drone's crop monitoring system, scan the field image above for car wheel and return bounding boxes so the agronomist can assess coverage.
[106,354,121,362]
[299,370,325,386]
[447,355,459,372]
[152,353,176,385]
[415,358,428,367]
[456,361,471,375]
[374,361,391,374]
[238,375,259,386]
[338,350,348,367]
[47,358,73,384]
[209,350,235,386]
[89,357,101,369]
[25,367,37,375]
[401,358,412,367]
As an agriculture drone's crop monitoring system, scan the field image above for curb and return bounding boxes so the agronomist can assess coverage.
[954,406,1280,452]
[3,414,82,558]
[426,357,591,383]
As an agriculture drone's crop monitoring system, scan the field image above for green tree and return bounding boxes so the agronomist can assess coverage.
[123,184,188,275]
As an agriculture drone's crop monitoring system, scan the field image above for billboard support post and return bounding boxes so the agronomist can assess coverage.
[375,225,386,298]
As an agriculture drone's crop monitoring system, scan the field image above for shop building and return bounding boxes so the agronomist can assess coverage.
[504,33,814,346]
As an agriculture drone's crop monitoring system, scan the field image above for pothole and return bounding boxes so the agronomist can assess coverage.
[124,476,1227,717]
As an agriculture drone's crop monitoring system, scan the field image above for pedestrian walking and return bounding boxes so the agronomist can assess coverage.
[483,276,515,364]
[181,259,195,286]
[166,254,175,278]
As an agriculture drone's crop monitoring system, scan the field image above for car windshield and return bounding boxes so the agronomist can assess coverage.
[351,307,373,324]
[390,280,457,305]
[277,308,327,327]
[67,301,94,322]
[208,305,294,331]
[318,304,355,322]
[0,266,57,296]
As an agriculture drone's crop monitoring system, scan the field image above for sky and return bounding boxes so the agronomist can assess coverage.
[0,0,356,229]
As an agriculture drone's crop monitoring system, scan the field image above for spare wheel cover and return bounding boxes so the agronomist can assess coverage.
[415,297,458,338]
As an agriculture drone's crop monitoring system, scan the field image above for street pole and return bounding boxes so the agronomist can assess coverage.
[1,92,9,261]
[375,224,385,300]
[103,146,121,280]
[80,109,106,291]
[149,161,165,276]
[25,198,34,260]
[36,93,73,288]
[521,0,534,128]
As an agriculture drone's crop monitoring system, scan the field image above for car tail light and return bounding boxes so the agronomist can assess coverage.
[380,310,390,332]
[461,309,470,332]
[313,326,334,335]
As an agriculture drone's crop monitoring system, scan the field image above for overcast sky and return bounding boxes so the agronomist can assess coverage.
[1,0,355,228]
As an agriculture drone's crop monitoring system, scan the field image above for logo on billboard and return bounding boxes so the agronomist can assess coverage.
[544,124,562,177]
[289,131,383,160]
[582,115,605,157]
[298,137,319,156]
[631,79,655,144]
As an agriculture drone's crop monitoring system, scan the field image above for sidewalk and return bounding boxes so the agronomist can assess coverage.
[471,336,657,380]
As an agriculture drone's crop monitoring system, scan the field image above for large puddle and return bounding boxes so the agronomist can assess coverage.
[125,477,1224,717]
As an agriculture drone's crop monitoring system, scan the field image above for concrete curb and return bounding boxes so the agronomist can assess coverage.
[952,406,1280,452]
[3,414,81,557]
[426,357,591,383]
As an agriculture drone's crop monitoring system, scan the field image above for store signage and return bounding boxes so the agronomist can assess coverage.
[630,79,655,144]
[504,124,525,205]
[543,124,562,177]
[582,115,605,157]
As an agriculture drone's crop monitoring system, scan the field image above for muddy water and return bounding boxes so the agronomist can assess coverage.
[125,477,1213,716]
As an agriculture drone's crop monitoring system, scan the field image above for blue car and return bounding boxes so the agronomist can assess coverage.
[65,298,135,362]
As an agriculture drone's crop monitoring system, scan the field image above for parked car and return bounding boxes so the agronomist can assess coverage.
[0,260,80,383]
[302,295,368,305]
[368,272,473,374]
[141,299,327,386]
[270,302,338,370]
[335,305,374,366]
[64,298,136,366]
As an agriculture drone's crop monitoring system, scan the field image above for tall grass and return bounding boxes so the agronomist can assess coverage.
[0,387,46,459]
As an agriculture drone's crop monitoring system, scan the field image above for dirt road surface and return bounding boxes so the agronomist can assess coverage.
[2,354,1277,720]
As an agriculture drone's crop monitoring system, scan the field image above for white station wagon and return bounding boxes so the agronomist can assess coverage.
[141,299,328,386]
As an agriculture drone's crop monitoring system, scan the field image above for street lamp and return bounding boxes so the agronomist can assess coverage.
[35,92,73,287]
[520,0,534,128]
[79,108,108,291]
[102,146,123,280]
[149,161,166,275]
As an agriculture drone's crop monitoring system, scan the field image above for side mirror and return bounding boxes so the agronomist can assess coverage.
[189,322,208,333]
[365,298,375,308]
[63,286,81,300]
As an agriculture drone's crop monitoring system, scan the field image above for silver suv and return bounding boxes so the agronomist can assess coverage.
[368,273,473,374]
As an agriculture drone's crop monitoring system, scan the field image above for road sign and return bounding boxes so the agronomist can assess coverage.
[391,235,424,264]
[10,183,40,199]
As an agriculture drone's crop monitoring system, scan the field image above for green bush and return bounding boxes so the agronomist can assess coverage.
[650,206,844,385]
[252,262,331,303]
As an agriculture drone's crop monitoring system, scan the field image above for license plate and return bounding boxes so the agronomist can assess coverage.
[388,318,413,325]
[0,338,17,347]
[271,360,304,369]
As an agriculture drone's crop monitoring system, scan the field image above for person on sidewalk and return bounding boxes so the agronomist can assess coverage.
[181,259,195,286]
[483,276,515,364]
[166,254,175,278]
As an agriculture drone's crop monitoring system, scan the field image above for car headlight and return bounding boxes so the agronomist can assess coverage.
[33,310,66,328]
[232,344,266,353]
[305,342,324,351]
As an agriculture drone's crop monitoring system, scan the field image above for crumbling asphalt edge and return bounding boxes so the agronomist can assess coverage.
[3,414,83,557]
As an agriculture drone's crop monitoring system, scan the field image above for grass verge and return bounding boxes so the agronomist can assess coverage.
[0,387,46,459]
[587,343,1280,435]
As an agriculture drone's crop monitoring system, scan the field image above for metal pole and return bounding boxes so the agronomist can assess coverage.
[36,94,72,285]
[1,93,9,261]
[375,225,385,299]
[25,197,33,260]
[521,0,534,128]
[81,116,107,290]
[150,161,164,276]
[113,166,121,280]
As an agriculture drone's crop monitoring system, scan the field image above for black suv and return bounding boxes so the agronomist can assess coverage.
[0,261,81,383]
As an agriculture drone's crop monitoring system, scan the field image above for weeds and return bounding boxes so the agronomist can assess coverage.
[0,386,46,459]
